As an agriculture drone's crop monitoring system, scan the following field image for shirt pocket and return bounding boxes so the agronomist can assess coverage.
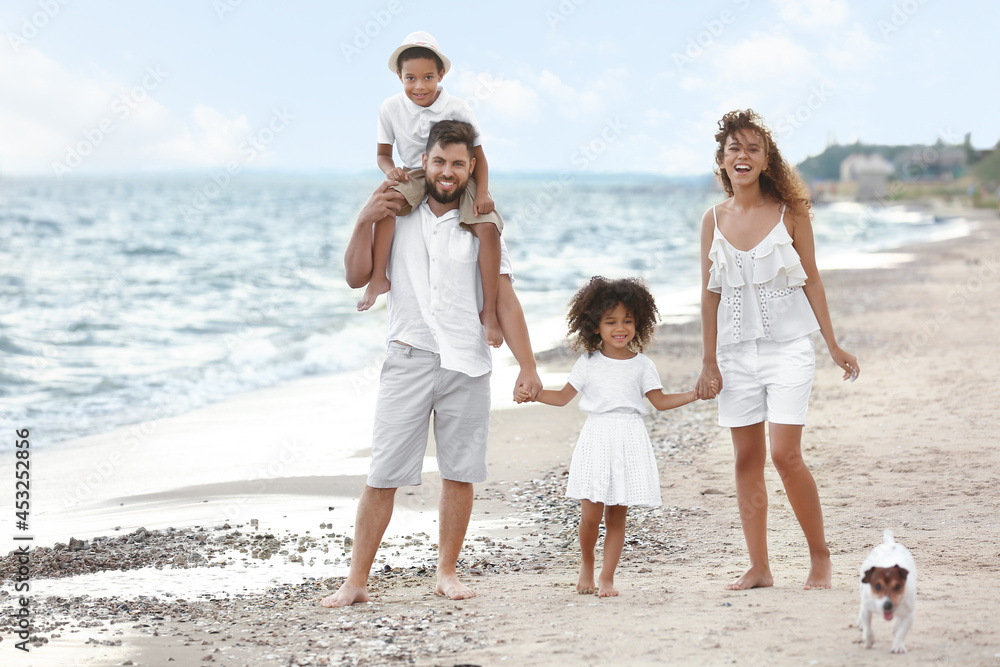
[447,227,478,263]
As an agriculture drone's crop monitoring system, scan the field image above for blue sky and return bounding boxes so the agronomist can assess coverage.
[1,0,996,178]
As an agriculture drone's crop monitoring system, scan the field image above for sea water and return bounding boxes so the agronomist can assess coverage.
[0,174,966,449]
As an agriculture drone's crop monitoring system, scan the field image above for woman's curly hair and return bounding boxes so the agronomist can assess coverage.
[566,276,659,353]
[714,109,812,219]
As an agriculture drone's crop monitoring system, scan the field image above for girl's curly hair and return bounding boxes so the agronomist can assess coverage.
[566,276,659,353]
[714,109,812,219]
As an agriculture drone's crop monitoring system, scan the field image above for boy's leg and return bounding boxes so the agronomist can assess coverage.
[320,485,396,607]
[599,505,628,597]
[357,217,394,311]
[577,499,603,594]
[469,222,503,347]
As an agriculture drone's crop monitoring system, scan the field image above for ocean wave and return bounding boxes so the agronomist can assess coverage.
[0,177,967,450]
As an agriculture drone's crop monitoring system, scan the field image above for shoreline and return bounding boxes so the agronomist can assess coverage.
[2,203,999,664]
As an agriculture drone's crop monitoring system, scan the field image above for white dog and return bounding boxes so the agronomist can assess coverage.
[858,530,917,654]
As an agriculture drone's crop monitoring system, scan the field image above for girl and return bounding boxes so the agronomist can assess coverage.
[695,110,859,591]
[518,276,713,597]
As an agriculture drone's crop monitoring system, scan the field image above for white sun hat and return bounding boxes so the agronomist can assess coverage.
[387,31,451,75]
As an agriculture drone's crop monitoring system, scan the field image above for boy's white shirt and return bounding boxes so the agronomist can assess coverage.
[385,199,512,378]
[377,86,483,169]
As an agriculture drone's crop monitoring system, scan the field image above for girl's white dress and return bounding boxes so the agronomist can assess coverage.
[565,351,663,508]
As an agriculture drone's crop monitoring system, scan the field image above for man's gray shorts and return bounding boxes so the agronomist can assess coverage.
[367,342,491,488]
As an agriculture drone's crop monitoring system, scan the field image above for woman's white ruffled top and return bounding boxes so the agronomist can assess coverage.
[708,205,819,345]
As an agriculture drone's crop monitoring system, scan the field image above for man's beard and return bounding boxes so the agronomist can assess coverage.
[426,177,468,205]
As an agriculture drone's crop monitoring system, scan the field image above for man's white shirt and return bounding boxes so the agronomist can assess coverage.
[385,199,511,378]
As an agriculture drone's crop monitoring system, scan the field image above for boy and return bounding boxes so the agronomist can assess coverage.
[357,31,505,348]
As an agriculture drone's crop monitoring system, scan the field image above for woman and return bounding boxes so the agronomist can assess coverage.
[696,110,859,590]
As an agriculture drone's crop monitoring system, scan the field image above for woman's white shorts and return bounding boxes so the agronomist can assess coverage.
[717,335,815,427]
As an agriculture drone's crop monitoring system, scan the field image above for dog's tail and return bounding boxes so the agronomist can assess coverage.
[883,529,895,545]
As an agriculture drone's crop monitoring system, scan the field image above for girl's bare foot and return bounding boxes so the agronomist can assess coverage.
[804,553,832,590]
[726,565,774,590]
[577,574,597,595]
[320,581,369,608]
[597,578,618,597]
[435,573,476,600]
[357,277,390,311]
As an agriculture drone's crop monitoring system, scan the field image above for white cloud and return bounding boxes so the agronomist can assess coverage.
[823,23,888,72]
[708,32,816,82]
[774,0,851,30]
[0,43,271,174]
[536,69,603,118]
[448,70,541,122]
[644,109,675,126]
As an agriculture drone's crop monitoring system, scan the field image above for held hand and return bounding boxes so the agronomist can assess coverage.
[700,379,720,400]
[474,191,495,216]
[696,363,722,400]
[514,387,534,403]
[386,167,409,182]
[830,346,860,382]
[514,368,542,403]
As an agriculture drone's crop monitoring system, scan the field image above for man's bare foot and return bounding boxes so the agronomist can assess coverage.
[597,578,618,597]
[726,566,774,591]
[319,581,369,608]
[480,312,503,348]
[804,554,832,590]
[435,574,476,600]
[357,277,390,311]
[577,573,596,595]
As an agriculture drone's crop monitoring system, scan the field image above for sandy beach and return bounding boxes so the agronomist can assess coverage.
[3,203,1000,666]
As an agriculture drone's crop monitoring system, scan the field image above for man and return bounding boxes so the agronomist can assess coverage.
[321,120,541,607]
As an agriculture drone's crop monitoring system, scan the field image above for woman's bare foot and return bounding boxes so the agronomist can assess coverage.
[597,577,618,597]
[577,572,597,595]
[804,553,832,590]
[357,276,390,311]
[435,573,476,600]
[319,581,369,608]
[726,565,774,591]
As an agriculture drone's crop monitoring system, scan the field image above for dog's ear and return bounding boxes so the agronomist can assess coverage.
[894,566,909,581]
[862,567,875,583]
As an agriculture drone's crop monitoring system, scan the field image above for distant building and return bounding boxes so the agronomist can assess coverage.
[840,153,893,200]
[896,146,967,181]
